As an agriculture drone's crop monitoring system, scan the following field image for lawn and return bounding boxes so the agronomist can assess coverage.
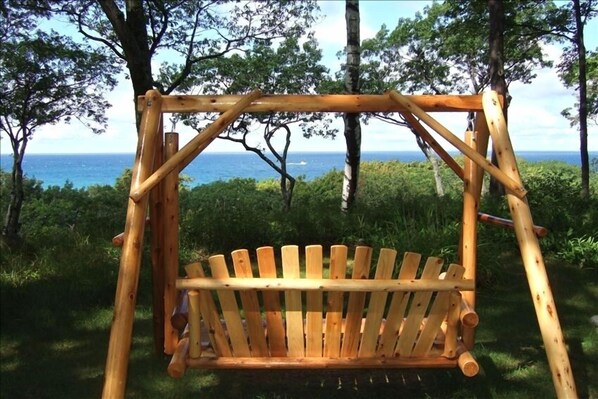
[1,249,596,398]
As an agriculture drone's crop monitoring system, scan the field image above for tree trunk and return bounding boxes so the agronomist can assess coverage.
[97,0,154,125]
[488,0,507,197]
[417,138,445,197]
[341,0,361,213]
[573,0,590,199]
[2,139,26,245]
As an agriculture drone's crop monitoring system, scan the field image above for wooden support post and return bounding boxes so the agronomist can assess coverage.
[388,91,527,199]
[102,90,163,399]
[163,132,180,355]
[483,91,577,399]
[149,119,165,356]
[131,90,262,201]
[460,128,486,349]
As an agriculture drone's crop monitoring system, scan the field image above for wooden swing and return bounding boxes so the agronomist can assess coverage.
[101,90,578,399]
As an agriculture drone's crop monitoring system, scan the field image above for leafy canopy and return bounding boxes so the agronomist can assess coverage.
[0,26,118,151]
[360,0,553,95]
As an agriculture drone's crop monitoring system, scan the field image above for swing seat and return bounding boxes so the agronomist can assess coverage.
[168,245,479,378]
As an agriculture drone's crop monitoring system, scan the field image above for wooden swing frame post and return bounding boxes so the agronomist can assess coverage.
[482,91,577,398]
[460,113,490,349]
[102,90,163,399]
[149,121,165,355]
[163,132,180,354]
[103,90,577,399]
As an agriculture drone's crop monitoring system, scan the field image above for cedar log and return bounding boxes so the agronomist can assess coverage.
[137,94,485,113]
[483,91,577,398]
[176,276,475,292]
[102,90,163,399]
[478,212,548,238]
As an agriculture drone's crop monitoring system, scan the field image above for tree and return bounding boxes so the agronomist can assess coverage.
[488,0,507,196]
[341,0,361,213]
[30,1,319,122]
[552,0,597,199]
[175,36,336,210]
[0,12,117,243]
[358,1,554,195]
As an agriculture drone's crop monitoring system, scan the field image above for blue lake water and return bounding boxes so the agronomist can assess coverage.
[0,151,594,189]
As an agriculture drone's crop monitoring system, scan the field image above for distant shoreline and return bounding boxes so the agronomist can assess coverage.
[2,150,597,156]
[1,151,596,189]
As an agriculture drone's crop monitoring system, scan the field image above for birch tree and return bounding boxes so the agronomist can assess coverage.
[341,0,361,212]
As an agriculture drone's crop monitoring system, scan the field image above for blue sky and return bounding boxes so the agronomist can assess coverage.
[2,0,597,155]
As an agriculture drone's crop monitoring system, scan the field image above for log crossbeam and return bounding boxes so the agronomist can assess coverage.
[176,277,476,292]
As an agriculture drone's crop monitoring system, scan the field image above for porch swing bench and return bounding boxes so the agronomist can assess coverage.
[167,245,480,378]
[101,90,577,399]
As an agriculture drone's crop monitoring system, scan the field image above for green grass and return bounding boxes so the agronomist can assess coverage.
[1,243,596,398]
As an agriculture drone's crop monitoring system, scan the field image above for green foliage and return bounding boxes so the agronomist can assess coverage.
[180,178,279,253]
[35,0,320,97]
[360,0,553,95]
[0,27,118,138]
[558,235,598,269]
[560,50,598,126]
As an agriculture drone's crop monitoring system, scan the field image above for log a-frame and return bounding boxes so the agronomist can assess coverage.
[101,90,578,399]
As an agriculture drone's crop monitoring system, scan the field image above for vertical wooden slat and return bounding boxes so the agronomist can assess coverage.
[149,120,165,355]
[184,263,231,356]
[102,90,162,399]
[341,246,373,357]
[188,290,201,358]
[411,264,465,356]
[256,247,287,356]
[483,91,577,398]
[358,248,397,357]
[208,255,251,357]
[282,245,304,357]
[443,291,461,359]
[163,132,179,355]
[396,257,444,357]
[323,245,348,358]
[232,249,269,356]
[305,245,324,357]
[377,252,421,356]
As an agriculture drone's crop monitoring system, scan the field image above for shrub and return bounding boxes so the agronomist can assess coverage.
[558,235,598,270]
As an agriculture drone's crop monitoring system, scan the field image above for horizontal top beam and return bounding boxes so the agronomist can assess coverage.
[137,94,485,114]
